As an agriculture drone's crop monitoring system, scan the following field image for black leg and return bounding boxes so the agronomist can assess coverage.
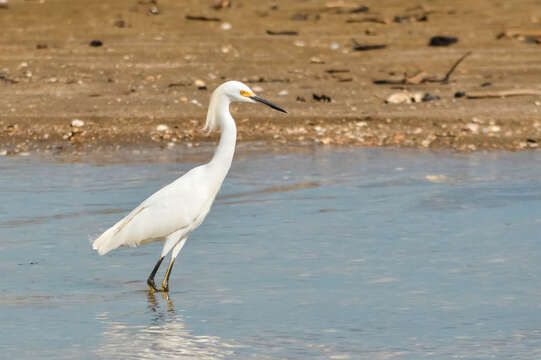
[161,259,176,292]
[147,257,164,292]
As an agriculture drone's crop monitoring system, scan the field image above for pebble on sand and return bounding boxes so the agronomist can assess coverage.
[385,91,436,104]
[464,123,480,134]
[156,124,170,132]
[385,92,412,104]
[194,79,207,90]
[71,119,85,127]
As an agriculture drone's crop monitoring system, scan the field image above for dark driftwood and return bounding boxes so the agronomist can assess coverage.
[346,17,389,24]
[351,39,387,51]
[185,15,221,21]
[372,52,472,85]
[266,30,298,36]
[466,89,541,99]
[0,74,17,84]
[438,51,472,83]
[498,29,541,38]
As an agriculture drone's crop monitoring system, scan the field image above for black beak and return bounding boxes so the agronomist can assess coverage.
[250,96,287,113]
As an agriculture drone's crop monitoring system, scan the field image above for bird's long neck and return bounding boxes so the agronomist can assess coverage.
[207,96,237,180]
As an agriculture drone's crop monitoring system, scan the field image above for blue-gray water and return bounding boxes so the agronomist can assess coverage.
[2,146,541,359]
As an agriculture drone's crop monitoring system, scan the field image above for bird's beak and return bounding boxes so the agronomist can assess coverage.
[250,96,287,113]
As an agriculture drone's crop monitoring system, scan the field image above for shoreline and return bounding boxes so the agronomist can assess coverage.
[2,112,541,156]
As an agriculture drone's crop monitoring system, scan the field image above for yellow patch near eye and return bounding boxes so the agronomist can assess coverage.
[240,90,254,97]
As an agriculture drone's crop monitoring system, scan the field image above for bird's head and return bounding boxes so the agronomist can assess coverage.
[203,80,287,134]
[221,80,287,113]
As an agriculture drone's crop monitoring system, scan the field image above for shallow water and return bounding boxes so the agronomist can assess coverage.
[2,147,541,359]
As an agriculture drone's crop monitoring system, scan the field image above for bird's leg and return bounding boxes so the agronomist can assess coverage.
[147,256,164,292]
[161,259,176,292]
[159,237,186,292]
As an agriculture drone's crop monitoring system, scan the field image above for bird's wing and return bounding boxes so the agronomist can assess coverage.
[93,165,212,255]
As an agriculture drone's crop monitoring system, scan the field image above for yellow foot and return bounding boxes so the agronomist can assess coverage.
[161,281,169,293]
[147,278,160,293]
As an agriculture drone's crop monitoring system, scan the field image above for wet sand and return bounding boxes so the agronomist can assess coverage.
[1,0,541,154]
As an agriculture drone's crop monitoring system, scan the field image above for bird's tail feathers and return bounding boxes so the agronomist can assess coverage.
[92,225,121,255]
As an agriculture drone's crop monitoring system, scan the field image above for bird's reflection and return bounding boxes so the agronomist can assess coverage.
[95,292,241,359]
[147,291,176,324]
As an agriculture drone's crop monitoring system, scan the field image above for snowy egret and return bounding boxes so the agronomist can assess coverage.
[93,81,286,292]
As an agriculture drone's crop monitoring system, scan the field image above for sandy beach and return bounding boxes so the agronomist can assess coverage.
[1,0,541,154]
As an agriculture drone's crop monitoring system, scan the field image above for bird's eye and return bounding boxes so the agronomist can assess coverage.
[240,90,254,97]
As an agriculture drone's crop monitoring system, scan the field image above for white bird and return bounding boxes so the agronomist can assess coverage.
[93,81,286,292]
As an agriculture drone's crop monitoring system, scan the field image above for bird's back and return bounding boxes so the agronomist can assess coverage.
[93,164,220,255]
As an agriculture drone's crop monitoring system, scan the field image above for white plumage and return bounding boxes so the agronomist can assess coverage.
[92,80,286,292]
